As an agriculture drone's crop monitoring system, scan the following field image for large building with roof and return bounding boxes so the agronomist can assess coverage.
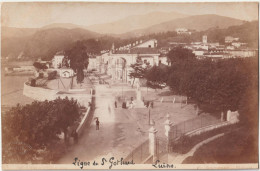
[98,39,168,84]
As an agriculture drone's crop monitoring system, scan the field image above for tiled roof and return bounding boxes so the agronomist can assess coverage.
[55,51,65,55]
[114,47,159,54]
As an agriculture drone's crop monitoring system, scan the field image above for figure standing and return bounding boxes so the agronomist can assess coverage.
[114,101,117,108]
[96,118,100,130]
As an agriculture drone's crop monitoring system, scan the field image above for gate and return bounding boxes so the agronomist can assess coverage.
[156,137,169,163]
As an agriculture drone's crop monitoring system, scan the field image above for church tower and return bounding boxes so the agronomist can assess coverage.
[202,35,207,44]
[111,43,115,53]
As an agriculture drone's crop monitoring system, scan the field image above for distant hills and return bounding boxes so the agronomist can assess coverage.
[86,11,189,34]
[2,27,39,38]
[1,12,256,60]
[2,27,100,59]
[120,14,245,38]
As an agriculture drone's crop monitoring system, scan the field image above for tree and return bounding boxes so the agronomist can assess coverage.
[48,71,57,80]
[145,64,168,90]
[128,56,146,87]
[2,98,80,164]
[62,56,70,68]
[167,47,196,96]
[65,41,89,84]
[33,62,48,71]
[167,46,196,65]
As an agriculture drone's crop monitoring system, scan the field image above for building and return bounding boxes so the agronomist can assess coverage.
[202,35,207,44]
[52,51,65,69]
[135,39,158,48]
[176,28,191,35]
[59,67,74,78]
[158,56,169,65]
[231,42,247,48]
[225,36,239,43]
[98,39,162,84]
[227,49,257,58]
[87,57,98,71]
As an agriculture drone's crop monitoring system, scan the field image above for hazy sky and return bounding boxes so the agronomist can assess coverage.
[1,2,258,28]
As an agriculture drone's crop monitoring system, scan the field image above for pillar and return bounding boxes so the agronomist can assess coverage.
[164,113,173,152]
[227,110,231,122]
[149,121,158,162]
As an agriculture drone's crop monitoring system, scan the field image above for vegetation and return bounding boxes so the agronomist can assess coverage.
[48,71,57,80]
[33,62,48,71]
[183,126,258,163]
[172,124,239,154]
[65,41,89,84]
[3,20,257,60]
[128,56,146,87]
[2,97,81,164]
[145,64,168,89]
[142,46,258,130]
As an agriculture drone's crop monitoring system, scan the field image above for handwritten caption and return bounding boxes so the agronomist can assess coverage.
[72,157,175,169]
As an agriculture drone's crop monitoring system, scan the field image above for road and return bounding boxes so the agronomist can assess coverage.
[57,85,147,164]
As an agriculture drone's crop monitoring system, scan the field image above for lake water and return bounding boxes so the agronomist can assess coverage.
[1,74,34,107]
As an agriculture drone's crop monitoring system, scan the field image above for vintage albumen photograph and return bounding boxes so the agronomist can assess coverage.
[1,1,259,170]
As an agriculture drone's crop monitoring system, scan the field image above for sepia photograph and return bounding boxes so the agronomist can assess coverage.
[1,1,259,170]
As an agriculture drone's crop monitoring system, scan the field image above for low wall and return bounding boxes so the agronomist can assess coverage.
[184,121,231,137]
[23,82,58,101]
[76,107,91,136]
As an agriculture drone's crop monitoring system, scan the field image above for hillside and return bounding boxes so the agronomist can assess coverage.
[1,15,256,61]
[121,14,245,38]
[1,27,39,38]
[187,20,258,47]
[2,28,100,60]
[86,11,188,34]
[41,23,85,30]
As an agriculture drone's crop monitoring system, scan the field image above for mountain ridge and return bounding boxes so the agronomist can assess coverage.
[119,14,246,38]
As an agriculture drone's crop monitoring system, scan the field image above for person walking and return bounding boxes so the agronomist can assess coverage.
[114,101,117,108]
[96,118,100,130]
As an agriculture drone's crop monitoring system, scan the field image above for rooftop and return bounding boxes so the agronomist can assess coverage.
[114,47,159,54]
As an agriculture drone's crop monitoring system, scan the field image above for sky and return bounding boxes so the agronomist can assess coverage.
[1,2,259,28]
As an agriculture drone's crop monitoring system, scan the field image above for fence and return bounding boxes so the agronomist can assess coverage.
[124,139,150,164]
[169,115,222,142]
[124,114,223,164]
[156,137,169,163]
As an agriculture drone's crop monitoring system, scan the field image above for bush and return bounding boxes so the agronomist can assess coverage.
[48,71,57,80]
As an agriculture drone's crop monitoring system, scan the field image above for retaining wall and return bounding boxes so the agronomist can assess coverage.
[185,121,231,137]
[76,107,91,136]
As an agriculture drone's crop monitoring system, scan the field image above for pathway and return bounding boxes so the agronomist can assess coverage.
[57,84,146,164]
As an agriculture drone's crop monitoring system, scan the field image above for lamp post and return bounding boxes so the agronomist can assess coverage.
[148,104,151,125]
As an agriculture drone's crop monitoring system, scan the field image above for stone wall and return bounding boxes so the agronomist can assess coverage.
[76,107,91,136]
[184,121,231,137]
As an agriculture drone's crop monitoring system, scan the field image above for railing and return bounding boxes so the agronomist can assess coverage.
[156,137,169,163]
[169,115,222,141]
[124,114,222,164]
[124,139,150,164]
